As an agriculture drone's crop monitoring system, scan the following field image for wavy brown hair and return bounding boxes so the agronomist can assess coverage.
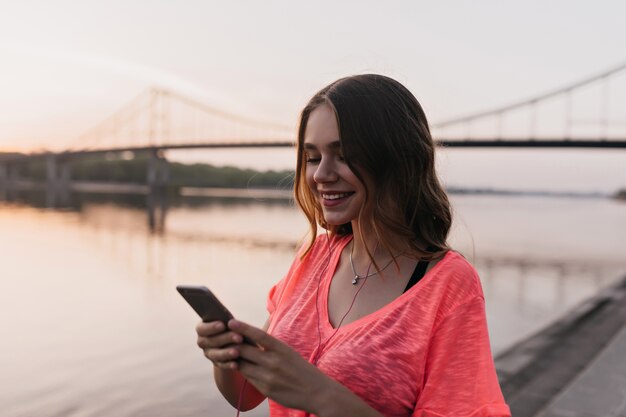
[294,74,452,262]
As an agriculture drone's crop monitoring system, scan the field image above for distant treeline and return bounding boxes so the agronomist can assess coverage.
[13,154,295,189]
[4,153,626,200]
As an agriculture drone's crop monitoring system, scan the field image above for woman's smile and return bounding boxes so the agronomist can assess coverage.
[320,191,355,207]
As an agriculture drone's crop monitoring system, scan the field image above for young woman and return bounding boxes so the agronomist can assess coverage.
[195,74,511,417]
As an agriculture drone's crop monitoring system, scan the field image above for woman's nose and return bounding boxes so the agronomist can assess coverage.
[313,158,338,183]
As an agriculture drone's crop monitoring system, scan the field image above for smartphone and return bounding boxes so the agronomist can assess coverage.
[176,285,234,324]
[177,285,255,345]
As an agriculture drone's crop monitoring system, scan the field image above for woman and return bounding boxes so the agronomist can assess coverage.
[196,75,511,417]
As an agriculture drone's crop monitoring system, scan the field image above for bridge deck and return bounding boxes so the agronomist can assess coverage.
[2,139,626,162]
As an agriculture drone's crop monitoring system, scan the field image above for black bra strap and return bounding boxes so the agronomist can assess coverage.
[403,260,429,293]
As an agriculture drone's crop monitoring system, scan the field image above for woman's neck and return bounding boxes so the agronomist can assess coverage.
[349,219,426,262]
[350,220,373,258]
[350,221,403,262]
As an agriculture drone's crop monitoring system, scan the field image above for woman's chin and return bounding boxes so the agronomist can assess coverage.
[322,214,354,227]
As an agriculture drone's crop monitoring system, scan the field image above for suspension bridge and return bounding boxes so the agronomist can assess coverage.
[1,61,625,196]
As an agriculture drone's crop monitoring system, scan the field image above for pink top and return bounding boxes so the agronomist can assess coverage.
[267,234,510,417]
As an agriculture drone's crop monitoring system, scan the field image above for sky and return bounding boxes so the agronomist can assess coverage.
[1,0,625,192]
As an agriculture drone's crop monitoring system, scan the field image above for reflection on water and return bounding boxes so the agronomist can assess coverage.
[1,192,625,417]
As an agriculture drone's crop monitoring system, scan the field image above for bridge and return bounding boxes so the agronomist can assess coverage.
[1,61,626,202]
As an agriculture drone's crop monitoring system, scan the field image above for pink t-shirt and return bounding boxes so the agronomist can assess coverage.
[267,234,510,417]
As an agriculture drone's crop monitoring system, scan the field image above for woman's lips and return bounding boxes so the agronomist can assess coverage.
[320,192,354,207]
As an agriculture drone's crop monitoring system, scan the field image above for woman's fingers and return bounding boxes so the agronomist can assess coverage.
[197,331,243,349]
[196,320,225,336]
[228,319,282,351]
[195,320,246,368]
[195,319,283,372]
[235,343,264,365]
[205,346,240,363]
[196,320,243,349]
[227,319,296,373]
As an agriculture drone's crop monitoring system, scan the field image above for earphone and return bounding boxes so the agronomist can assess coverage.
[311,231,373,365]
[311,231,335,365]
[237,231,371,417]
[303,233,374,417]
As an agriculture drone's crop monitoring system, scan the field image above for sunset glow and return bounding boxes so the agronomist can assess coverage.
[1,1,625,163]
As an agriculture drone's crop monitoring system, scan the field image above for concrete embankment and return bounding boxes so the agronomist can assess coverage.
[495,274,626,417]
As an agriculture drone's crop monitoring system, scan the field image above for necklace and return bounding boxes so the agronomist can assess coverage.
[349,241,397,285]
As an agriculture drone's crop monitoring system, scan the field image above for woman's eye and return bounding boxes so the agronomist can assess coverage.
[305,156,321,164]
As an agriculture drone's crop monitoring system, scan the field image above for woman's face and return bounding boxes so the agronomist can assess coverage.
[303,104,366,226]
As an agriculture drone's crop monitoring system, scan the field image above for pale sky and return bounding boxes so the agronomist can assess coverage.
[1,0,625,192]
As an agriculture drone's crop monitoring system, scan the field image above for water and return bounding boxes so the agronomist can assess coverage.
[1,193,625,417]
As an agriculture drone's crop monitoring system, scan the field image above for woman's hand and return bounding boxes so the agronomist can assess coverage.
[196,320,268,411]
[196,320,244,370]
[227,319,336,414]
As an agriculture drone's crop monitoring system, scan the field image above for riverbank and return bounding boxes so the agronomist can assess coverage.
[496,273,626,417]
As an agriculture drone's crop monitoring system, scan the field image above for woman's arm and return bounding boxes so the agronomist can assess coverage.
[212,359,266,410]
[308,378,385,417]
[228,319,384,417]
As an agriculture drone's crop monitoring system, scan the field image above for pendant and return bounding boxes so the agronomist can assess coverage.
[352,276,359,285]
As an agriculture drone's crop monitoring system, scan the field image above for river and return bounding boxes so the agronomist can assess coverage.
[1,192,625,417]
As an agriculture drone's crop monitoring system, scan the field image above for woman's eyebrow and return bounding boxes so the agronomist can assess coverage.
[303,140,341,150]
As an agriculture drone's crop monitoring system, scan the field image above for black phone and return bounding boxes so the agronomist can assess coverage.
[176,285,234,324]
[177,285,255,345]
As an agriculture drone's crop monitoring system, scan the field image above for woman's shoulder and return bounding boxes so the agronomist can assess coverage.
[438,250,480,281]
[427,250,485,312]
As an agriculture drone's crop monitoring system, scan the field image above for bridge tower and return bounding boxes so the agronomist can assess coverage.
[146,148,169,233]
[0,161,7,184]
[45,154,71,207]
[0,160,22,189]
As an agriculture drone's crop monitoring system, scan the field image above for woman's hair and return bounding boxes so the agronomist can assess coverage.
[294,74,452,262]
